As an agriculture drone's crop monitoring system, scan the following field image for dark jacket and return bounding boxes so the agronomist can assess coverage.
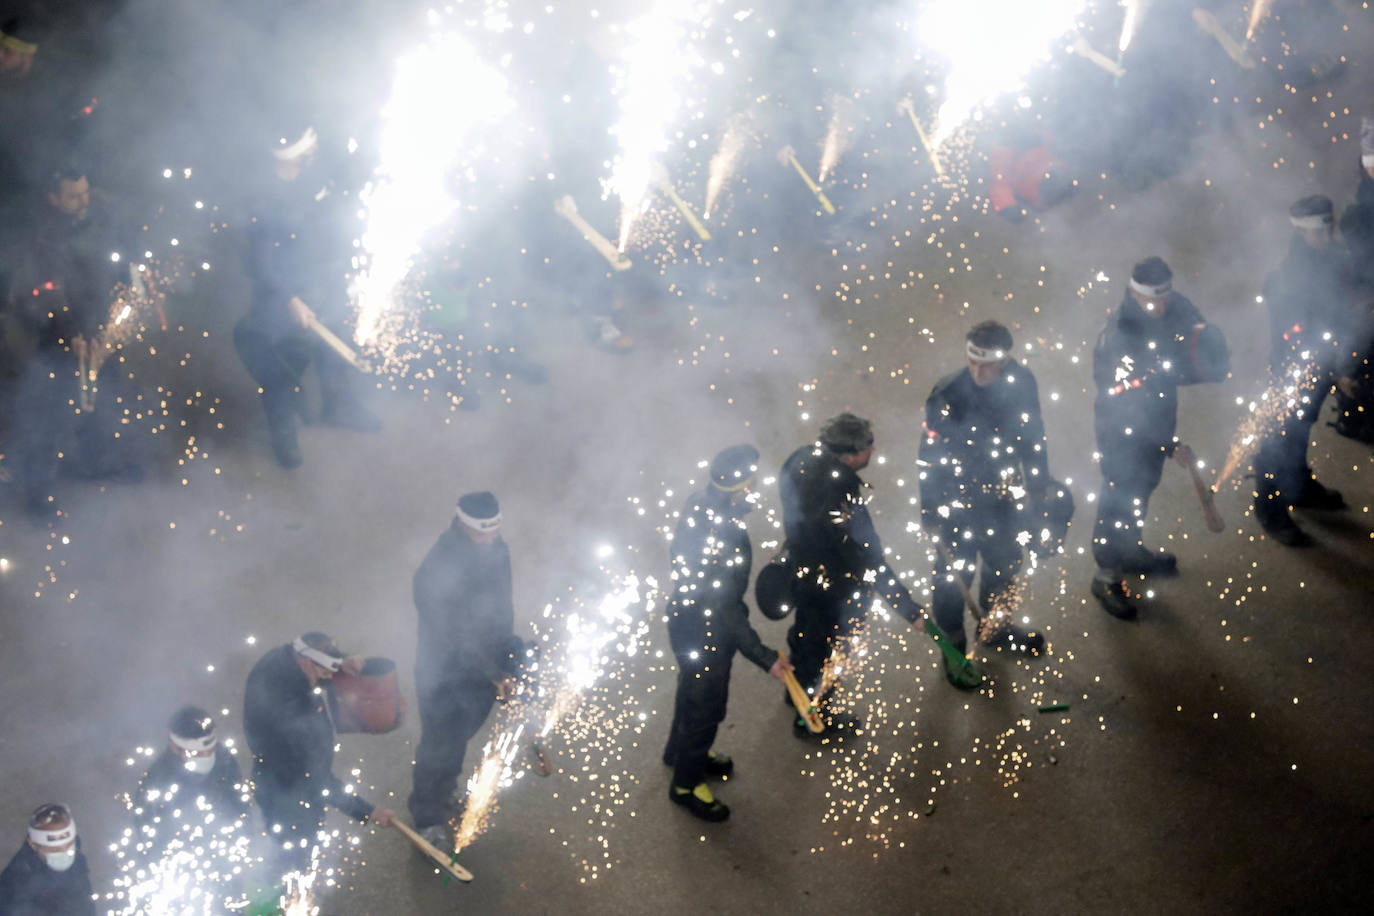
[242,170,352,337]
[13,200,127,349]
[1093,290,1214,454]
[779,444,921,622]
[0,839,95,916]
[920,361,1050,518]
[133,745,248,850]
[413,523,517,696]
[1357,165,1374,208]
[1263,235,1364,379]
[242,644,373,821]
[666,486,777,672]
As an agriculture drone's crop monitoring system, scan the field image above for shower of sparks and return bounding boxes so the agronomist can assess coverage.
[817,93,855,183]
[1214,359,1325,492]
[352,21,515,346]
[278,865,320,916]
[703,113,753,218]
[1117,0,1148,54]
[607,0,707,251]
[1244,0,1273,43]
[454,727,524,852]
[916,0,1088,147]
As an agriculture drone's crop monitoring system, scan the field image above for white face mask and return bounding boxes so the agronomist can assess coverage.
[43,848,76,872]
[183,754,215,775]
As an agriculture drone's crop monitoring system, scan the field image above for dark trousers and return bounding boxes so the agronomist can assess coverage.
[932,511,1022,652]
[1092,442,1167,572]
[233,317,353,429]
[1254,383,1327,524]
[662,652,733,788]
[10,348,137,506]
[786,573,866,697]
[252,768,323,874]
[408,682,496,830]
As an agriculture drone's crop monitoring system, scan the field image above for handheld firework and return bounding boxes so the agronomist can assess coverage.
[776,146,837,214]
[553,196,633,271]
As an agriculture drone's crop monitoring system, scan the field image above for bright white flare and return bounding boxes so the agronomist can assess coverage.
[817,94,855,182]
[1118,0,1149,53]
[916,0,1088,147]
[607,0,707,251]
[352,28,514,345]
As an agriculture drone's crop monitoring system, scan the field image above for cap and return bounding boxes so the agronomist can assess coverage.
[293,632,345,672]
[456,491,502,532]
[709,444,759,491]
[168,705,217,753]
[1289,195,1334,230]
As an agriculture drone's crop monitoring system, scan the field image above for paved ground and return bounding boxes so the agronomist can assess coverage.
[2,7,1374,915]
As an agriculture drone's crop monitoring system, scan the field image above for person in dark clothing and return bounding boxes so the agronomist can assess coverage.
[1090,257,1229,618]
[132,706,249,859]
[920,321,1057,663]
[780,413,973,721]
[7,163,141,519]
[1252,196,1364,546]
[408,491,521,848]
[0,803,95,916]
[662,445,792,822]
[1336,199,1374,442]
[243,632,394,873]
[236,126,379,469]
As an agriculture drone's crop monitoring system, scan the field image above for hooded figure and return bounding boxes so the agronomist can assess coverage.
[0,803,95,916]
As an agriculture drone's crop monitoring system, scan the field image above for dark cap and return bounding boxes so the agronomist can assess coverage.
[1289,195,1334,228]
[819,412,874,454]
[168,705,215,740]
[709,444,760,491]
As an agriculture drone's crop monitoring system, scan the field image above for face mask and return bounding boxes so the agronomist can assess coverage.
[184,754,215,775]
[43,849,76,872]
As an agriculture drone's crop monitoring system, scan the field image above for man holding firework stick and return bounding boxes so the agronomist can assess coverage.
[780,413,974,733]
[1090,257,1229,618]
[243,632,394,874]
[920,321,1063,674]
[663,445,792,823]
[1252,196,1366,546]
[409,491,524,850]
[236,126,379,469]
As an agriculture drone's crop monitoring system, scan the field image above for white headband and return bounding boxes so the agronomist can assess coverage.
[273,127,318,162]
[170,731,218,753]
[293,636,343,672]
[29,821,76,848]
[1290,213,1333,230]
[456,506,502,532]
[966,340,1007,363]
[1363,153,1374,167]
[1129,277,1171,298]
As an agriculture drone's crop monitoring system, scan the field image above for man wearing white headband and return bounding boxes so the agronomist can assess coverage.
[235,124,380,469]
[409,491,524,848]
[1252,195,1362,546]
[1090,257,1229,618]
[243,632,394,871]
[0,803,94,914]
[133,705,248,858]
[921,321,1057,669]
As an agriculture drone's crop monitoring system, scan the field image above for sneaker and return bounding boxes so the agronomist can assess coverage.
[1294,480,1345,511]
[1118,549,1178,576]
[669,783,729,822]
[703,751,734,780]
[1091,577,1138,620]
[979,621,1047,656]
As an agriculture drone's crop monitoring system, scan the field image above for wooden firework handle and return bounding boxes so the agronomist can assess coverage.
[782,668,825,733]
[393,819,474,883]
[656,181,713,241]
[1186,462,1226,533]
[553,196,633,271]
[304,316,371,373]
[777,146,837,214]
[933,541,986,621]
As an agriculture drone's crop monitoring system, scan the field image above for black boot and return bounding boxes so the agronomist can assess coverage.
[979,620,1047,655]
[1091,576,1138,620]
[669,783,729,822]
[263,392,302,469]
